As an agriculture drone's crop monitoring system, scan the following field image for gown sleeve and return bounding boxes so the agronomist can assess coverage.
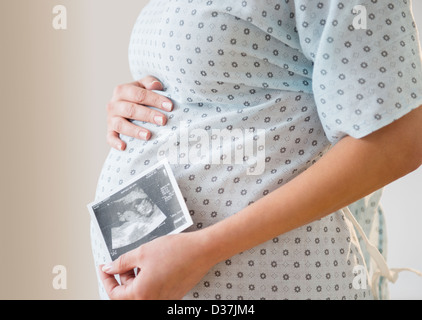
[295,0,422,143]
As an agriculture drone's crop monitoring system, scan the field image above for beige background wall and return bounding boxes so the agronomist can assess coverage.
[0,0,150,299]
[0,0,421,299]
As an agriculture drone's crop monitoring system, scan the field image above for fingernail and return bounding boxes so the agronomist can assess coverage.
[139,131,150,140]
[162,101,173,112]
[102,263,112,273]
[154,115,165,126]
[151,80,162,86]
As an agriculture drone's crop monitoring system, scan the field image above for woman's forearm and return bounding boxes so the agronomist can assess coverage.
[200,106,422,265]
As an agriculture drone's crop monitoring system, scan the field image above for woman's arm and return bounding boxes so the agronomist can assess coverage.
[100,105,422,300]
[202,105,422,264]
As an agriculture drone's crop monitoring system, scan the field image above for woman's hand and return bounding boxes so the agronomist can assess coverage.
[107,76,173,151]
[98,231,214,300]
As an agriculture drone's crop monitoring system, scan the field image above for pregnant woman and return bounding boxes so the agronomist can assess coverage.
[91,0,422,300]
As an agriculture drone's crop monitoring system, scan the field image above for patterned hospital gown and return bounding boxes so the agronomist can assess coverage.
[90,0,422,300]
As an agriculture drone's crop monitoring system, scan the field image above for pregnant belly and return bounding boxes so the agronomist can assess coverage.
[95,94,330,228]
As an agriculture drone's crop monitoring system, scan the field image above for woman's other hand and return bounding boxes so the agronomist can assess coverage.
[106,76,173,151]
[99,232,214,300]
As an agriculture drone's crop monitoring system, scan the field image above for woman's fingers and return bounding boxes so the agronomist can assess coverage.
[136,76,164,91]
[106,100,168,150]
[108,100,168,126]
[111,83,173,112]
[107,131,126,151]
[98,265,135,300]
[107,117,152,147]
[119,268,137,286]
